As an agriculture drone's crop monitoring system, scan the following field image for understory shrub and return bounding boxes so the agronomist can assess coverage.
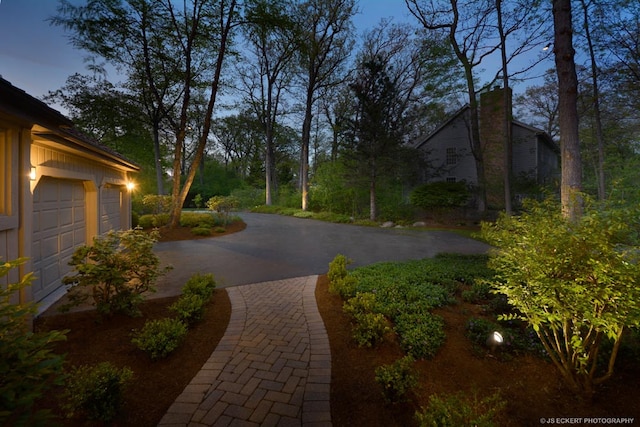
[481,197,640,397]
[182,273,217,300]
[395,312,446,359]
[180,212,217,228]
[62,362,132,422]
[374,356,418,403]
[415,390,505,427]
[351,312,391,347]
[206,195,240,225]
[0,258,67,426]
[138,213,170,228]
[191,226,212,236]
[131,318,188,360]
[170,293,206,325]
[62,228,171,316]
[327,254,357,298]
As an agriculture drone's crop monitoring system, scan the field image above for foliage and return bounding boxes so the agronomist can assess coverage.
[142,194,173,215]
[481,198,640,396]
[193,193,203,208]
[62,228,171,316]
[329,254,491,359]
[191,226,212,236]
[231,187,265,209]
[138,213,170,228]
[461,281,492,303]
[410,181,470,209]
[131,318,188,360]
[207,195,240,225]
[415,391,506,427]
[0,258,67,426]
[395,312,445,359]
[465,317,545,358]
[327,254,358,298]
[170,293,206,325]
[344,292,391,347]
[182,273,217,300]
[374,356,418,403]
[62,362,132,422]
[179,212,217,228]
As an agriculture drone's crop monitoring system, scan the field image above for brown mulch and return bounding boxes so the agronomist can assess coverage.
[35,222,640,426]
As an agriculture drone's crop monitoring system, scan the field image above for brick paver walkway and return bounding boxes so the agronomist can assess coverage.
[159,275,332,426]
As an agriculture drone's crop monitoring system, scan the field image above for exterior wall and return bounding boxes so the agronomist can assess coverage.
[421,112,477,184]
[511,125,538,180]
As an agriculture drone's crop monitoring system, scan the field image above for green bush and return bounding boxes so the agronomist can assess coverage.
[351,311,391,347]
[395,312,445,359]
[62,362,133,422]
[170,293,206,325]
[415,391,505,427]
[410,181,470,209]
[374,356,418,403]
[343,292,377,317]
[0,258,67,426]
[461,281,492,303]
[191,226,212,236]
[131,318,188,360]
[481,197,640,397]
[62,228,172,317]
[141,194,172,215]
[138,213,170,228]
[206,195,240,225]
[180,212,216,228]
[182,273,217,300]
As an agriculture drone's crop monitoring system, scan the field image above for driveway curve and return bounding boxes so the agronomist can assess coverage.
[153,212,490,297]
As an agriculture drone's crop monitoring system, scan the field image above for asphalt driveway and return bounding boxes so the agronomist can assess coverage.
[152,213,490,298]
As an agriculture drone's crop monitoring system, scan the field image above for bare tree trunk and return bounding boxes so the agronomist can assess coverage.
[497,0,513,214]
[553,0,583,221]
[579,0,606,200]
[152,125,164,194]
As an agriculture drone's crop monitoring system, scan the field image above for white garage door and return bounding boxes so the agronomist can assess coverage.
[32,178,86,303]
[101,184,123,233]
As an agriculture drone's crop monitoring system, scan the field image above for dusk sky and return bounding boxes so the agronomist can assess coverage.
[0,0,414,108]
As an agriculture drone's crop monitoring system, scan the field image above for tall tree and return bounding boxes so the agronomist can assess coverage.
[52,0,239,228]
[552,0,582,221]
[406,0,499,213]
[239,0,299,205]
[294,0,356,211]
[344,22,427,221]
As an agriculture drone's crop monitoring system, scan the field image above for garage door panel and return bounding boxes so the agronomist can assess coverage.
[32,178,86,303]
[101,186,123,233]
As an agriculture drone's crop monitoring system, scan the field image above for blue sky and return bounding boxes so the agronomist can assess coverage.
[0,0,413,103]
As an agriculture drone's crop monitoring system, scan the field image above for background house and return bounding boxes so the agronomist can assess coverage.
[0,77,139,313]
[413,87,559,208]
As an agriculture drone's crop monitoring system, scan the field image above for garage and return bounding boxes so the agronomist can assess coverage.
[32,177,86,303]
[101,184,124,233]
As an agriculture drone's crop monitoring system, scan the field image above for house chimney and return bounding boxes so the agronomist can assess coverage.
[480,86,512,209]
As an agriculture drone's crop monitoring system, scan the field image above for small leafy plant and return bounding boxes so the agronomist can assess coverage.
[131,318,188,360]
[206,195,240,225]
[182,273,217,300]
[343,292,391,347]
[374,356,418,403]
[395,312,445,359]
[328,254,357,298]
[0,258,67,426]
[62,362,133,422]
[415,390,505,427]
[170,293,206,325]
[62,228,171,316]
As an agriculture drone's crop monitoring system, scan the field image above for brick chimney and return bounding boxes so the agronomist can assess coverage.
[480,86,512,210]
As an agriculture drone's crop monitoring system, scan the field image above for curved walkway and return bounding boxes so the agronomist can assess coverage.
[159,275,331,427]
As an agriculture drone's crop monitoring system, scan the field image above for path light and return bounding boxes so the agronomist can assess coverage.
[486,331,503,353]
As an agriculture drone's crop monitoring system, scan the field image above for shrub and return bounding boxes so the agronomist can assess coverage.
[170,293,206,325]
[481,198,640,397]
[374,356,418,403]
[141,194,172,215]
[343,292,377,317]
[62,228,172,317]
[191,226,212,236]
[180,212,216,228]
[131,318,188,360]
[395,312,445,359]
[461,281,492,303]
[206,195,240,225]
[0,258,67,426]
[415,391,505,427]
[62,362,133,422]
[409,181,470,209]
[328,254,358,298]
[351,311,391,347]
[182,273,217,300]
